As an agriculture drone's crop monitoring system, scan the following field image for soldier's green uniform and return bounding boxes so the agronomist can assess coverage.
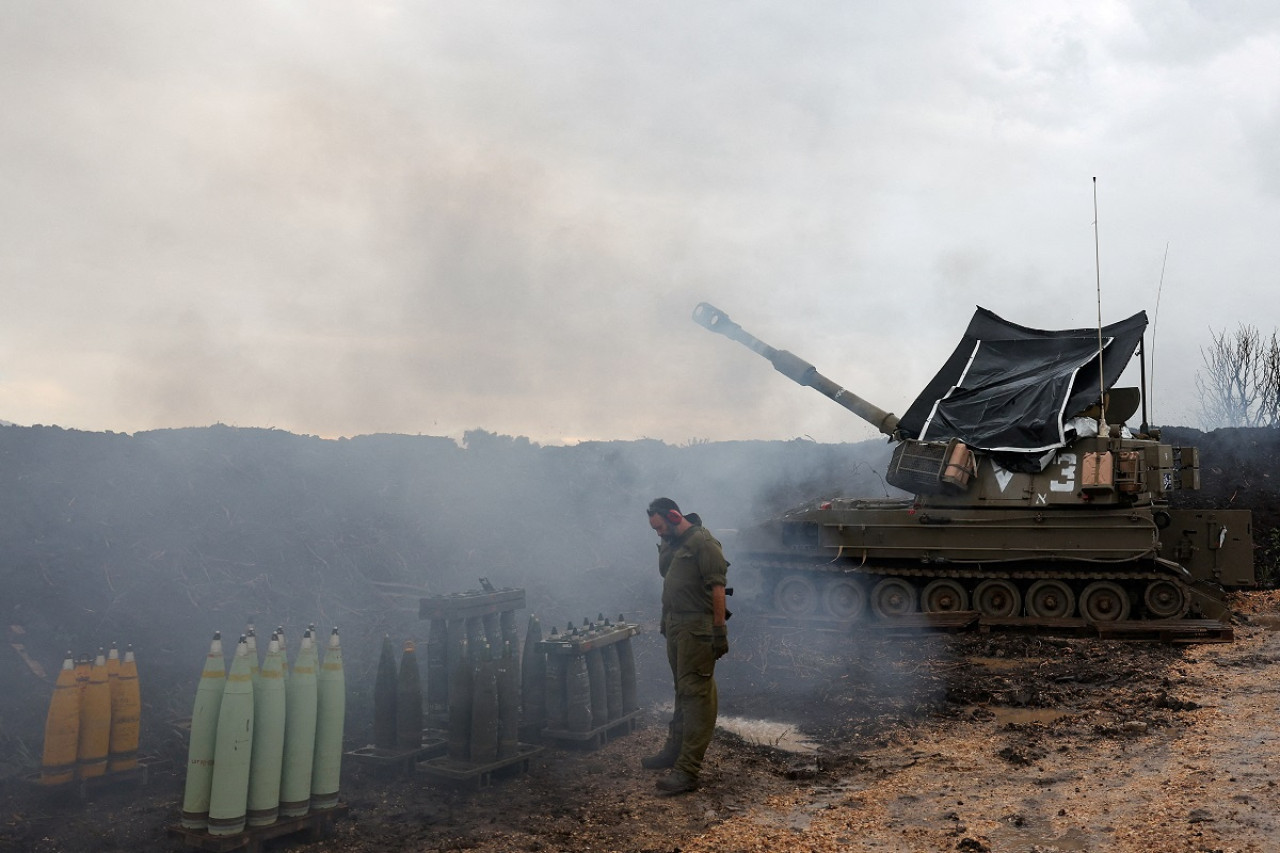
[657,523,728,779]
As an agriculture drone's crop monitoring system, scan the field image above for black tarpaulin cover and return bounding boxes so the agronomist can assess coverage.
[897,307,1147,466]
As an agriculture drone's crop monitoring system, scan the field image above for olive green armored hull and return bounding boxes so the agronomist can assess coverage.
[734,497,1252,625]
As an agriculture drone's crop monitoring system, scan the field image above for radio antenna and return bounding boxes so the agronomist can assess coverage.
[1148,242,1169,425]
[1093,177,1107,435]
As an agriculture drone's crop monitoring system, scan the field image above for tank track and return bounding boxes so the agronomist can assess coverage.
[744,555,1209,625]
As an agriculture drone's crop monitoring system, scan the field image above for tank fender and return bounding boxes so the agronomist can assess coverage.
[1152,557,1194,584]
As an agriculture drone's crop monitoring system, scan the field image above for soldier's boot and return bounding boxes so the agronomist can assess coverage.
[640,740,680,770]
[655,768,698,795]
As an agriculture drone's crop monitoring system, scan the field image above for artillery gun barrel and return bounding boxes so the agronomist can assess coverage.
[692,302,900,437]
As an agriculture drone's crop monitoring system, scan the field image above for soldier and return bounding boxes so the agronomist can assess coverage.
[642,497,729,795]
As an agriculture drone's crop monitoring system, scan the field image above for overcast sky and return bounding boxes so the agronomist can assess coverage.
[3,1,1278,445]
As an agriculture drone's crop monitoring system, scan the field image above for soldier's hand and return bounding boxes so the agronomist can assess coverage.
[712,624,728,660]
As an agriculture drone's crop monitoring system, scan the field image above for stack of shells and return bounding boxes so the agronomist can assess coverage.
[371,636,426,754]
[442,634,522,764]
[40,642,142,784]
[531,615,638,737]
[433,612,639,761]
[180,625,345,837]
[382,605,640,769]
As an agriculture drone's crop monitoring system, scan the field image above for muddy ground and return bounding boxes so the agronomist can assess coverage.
[6,592,1280,853]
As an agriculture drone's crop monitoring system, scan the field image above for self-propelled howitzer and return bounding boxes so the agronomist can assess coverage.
[692,302,1254,631]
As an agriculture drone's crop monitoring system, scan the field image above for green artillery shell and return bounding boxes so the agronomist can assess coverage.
[585,648,607,730]
[496,641,519,758]
[520,615,545,729]
[565,653,591,733]
[469,646,499,764]
[246,635,286,827]
[311,627,345,811]
[373,635,398,751]
[181,633,226,829]
[208,636,255,837]
[544,648,567,730]
[444,618,466,712]
[500,610,520,682]
[396,640,422,751]
[279,629,318,818]
[426,618,448,719]
[602,643,622,723]
[446,637,472,761]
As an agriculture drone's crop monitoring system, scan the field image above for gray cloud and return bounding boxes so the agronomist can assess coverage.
[2,1,1278,440]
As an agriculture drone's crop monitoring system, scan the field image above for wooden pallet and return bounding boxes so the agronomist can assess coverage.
[541,710,641,751]
[346,731,448,776]
[1094,618,1234,644]
[416,743,543,789]
[26,754,165,798]
[980,615,1234,644]
[166,803,348,853]
[978,615,1091,635]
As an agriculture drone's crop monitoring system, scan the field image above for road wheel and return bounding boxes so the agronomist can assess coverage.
[973,579,1021,619]
[822,578,867,620]
[870,578,918,618]
[1080,581,1131,622]
[1143,579,1189,619]
[773,575,818,617]
[1025,579,1076,618]
[921,579,969,613]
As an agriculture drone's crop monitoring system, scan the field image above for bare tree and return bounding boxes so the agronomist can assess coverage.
[1195,324,1280,428]
[1261,333,1280,427]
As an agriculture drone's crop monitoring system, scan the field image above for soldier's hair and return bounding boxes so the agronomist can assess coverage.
[646,497,680,517]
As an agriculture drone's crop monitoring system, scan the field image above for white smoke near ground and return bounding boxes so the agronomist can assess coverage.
[0,424,907,743]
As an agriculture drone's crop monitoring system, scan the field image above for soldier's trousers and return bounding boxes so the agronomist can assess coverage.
[663,616,718,777]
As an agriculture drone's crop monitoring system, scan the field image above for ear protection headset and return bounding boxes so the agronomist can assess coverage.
[647,501,682,524]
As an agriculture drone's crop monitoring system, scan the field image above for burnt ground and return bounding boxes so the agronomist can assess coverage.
[6,599,1280,853]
